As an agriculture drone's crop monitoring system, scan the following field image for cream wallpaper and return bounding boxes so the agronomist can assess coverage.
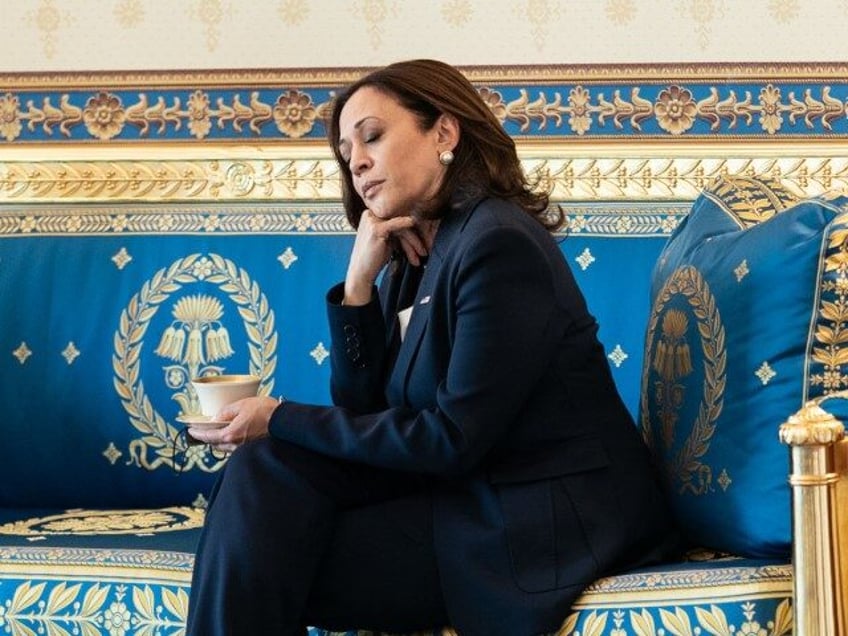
[1,0,848,73]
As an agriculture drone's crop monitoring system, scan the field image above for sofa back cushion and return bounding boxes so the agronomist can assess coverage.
[641,177,848,557]
[0,204,350,509]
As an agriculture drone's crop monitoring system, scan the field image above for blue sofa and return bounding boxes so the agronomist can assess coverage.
[2,64,847,635]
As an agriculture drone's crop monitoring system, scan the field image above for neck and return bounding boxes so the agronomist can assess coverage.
[418,219,441,252]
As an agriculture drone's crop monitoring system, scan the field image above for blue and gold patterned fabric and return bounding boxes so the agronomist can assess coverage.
[0,203,355,510]
[0,506,200,634]
[0,503,792,636]
[0,201,676,512]
[308,551,792,636]
[642,176,848,557]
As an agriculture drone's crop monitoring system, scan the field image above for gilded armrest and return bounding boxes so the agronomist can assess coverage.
[779,401,847,636]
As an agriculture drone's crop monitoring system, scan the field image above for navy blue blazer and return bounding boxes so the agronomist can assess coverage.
[271,197,677,635]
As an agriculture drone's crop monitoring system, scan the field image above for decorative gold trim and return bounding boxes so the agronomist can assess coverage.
[779,401,846,446]
[780,401,846,636]
[0,506,204,537]
[4,146,848,204]
[113,254,277,473]
[641,265,725,496]
[789,473,841,486]
[3,63,848,89]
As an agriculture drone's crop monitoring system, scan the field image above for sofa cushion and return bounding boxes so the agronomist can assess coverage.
[641,176,848,557]
[0,508,792,636]
[309,551,792,636]
[0,203,352,511]
[0,506,201,634]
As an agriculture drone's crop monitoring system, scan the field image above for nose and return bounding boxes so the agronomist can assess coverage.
[349,145,370,176]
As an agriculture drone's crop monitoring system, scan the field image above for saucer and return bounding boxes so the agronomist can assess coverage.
[175,414,228,429]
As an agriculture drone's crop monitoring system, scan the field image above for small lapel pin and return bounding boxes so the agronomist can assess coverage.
[419,295,431,305]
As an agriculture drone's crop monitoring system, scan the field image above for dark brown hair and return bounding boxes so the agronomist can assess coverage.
[327,59,562,231]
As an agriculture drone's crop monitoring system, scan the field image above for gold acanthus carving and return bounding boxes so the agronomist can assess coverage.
[3,156,848,203]
[779,401,846,447]
[2,82,847,142]
[0,158,340,202]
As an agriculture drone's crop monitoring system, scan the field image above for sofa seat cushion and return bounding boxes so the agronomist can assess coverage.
[0,506,202,634]
[309,552,792,636]
[0,508,792,636]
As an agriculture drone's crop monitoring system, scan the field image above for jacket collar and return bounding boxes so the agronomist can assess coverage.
[385,196,485,406]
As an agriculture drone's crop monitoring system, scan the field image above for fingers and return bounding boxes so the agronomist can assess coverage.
[362,212,428,264]
[184,396,274,455]
[187,420,244,455]
[394,227,428,266]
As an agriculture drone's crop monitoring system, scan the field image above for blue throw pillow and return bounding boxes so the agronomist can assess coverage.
[641,177,848,558]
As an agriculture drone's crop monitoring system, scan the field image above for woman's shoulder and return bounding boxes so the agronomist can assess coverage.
[459,197,554,246]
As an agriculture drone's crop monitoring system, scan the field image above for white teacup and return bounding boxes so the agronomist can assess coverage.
[191,374,261,418]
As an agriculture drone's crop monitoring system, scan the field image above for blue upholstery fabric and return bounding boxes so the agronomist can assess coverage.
[0,205,352,510]
[642,177,848,557]
[0,203,673,513]
[309,553,792,636]
[0,507,200,635]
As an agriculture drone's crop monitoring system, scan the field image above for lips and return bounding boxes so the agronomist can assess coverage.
[361,180,384,199]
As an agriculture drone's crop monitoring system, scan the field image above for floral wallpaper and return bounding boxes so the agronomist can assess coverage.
[3,0,848,72]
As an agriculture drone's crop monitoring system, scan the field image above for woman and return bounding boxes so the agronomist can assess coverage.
[186,59,679,636]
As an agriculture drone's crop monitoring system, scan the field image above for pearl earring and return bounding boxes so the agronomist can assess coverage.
[439,150,454,166]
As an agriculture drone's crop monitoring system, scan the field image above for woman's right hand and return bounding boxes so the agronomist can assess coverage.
[343,210,429,305]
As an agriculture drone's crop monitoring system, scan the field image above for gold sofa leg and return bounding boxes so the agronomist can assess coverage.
[780,401,847,636]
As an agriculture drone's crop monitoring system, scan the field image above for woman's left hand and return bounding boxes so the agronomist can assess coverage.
[187,395,280,453]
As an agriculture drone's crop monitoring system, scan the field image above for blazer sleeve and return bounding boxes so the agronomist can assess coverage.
[325,282,390,414]
[270,223,570,476]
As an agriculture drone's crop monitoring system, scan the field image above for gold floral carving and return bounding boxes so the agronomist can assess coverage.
[641,266,726,496]
[3,155,848,205]
[0,88,328,142]
[655,86,698,135]
[0,93,23,142]
[273,89,318,138]
[0,157,340,202]
[472,82,846,136]
[779,399,845,447]
[113,253,277,472]
[1,82,845,142]
[83,92,126,140]
[0,507,203,536]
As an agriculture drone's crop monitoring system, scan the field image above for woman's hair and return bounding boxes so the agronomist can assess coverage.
[327,59,562,231]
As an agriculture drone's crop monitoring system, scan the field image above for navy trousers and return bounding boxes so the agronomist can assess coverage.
[186,437,450,635]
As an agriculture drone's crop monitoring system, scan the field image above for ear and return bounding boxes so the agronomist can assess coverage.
[435,113,460,153]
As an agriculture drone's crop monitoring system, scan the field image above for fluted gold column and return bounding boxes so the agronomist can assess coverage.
[779,401,846,636]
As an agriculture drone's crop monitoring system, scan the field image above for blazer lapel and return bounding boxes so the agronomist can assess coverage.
[386,251,440,404]
[386,199,479,405]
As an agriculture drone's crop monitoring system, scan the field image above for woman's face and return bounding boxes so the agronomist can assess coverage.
[337,86,449,220]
